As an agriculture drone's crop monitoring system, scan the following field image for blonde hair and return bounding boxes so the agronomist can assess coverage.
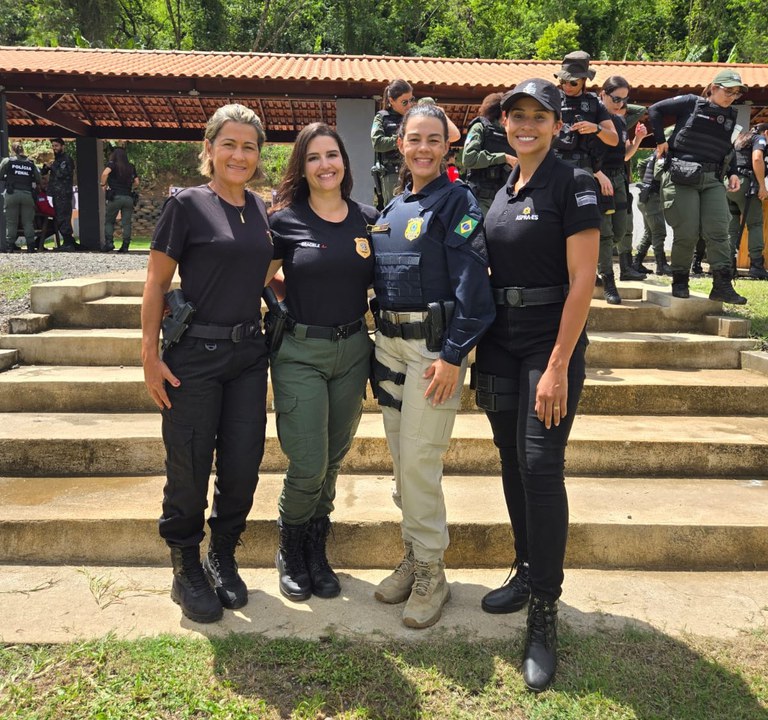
[198,103,266,179]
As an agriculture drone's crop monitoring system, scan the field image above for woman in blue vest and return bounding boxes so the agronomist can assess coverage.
[371,79,414,209]
[648,69,748,304]
[369,102,494,630]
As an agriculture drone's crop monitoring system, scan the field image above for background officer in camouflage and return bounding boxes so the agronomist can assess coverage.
[0,141,42,252]
[48,137,77,251]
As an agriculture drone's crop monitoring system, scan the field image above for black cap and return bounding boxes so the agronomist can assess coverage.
[501,79,562,119]
[554,50,596,81]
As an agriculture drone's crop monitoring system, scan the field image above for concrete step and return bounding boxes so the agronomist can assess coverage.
[1,412,766,478]
[0,348,17,372]
[3,366,768,416]
[2,327,756,368]
[1,473,766,570]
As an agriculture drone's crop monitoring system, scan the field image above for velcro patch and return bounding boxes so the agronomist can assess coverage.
[454,215,478,238]
[575,190,598,207]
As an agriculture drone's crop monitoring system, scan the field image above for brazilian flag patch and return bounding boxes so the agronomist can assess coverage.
[454,215,478,238]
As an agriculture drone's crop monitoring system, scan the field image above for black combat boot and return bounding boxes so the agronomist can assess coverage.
[731,256,739,279]
[118,241,130,253]
[600,272,621,305]
[654,251,672,276]
[631,248,652,274]
[619,251,646,281]
[170,546,223,623]
[276,518,311,601]
[203,534,248,609]
[522,596,559,692]
[709,268,747,305]
[304,515,341,598]
[749,256,768,280]
[481,560,530,614]
[691,251,705,276]
[671,271,690,299]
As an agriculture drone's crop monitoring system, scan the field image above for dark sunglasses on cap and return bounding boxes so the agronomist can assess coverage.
[560,79,581,88]
[607,94,629,105]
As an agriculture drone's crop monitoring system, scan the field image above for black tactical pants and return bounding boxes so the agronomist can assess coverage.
[475,305,587,603]
[159,333,269,547]
[51,189,74,242]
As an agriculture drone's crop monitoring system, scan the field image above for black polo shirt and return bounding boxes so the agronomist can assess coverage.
[270,198,377,326]
[484,151,601,288]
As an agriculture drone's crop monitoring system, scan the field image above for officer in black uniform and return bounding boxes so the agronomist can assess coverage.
[371,79,414,209]
[727,123,768,279]
[552,51,618,173]
[48,137,78,251]
[0,141,42,252]
[462,92,517,215]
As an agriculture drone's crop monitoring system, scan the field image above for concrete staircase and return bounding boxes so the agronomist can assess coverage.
[1,273,767,573]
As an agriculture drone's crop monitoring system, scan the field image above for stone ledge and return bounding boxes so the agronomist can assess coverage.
[8,313,51,335]
[0,349,18,373]
[741,350,768,376]
[704,314,751,338]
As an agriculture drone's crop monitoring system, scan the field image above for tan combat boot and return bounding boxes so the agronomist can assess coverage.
[402,559,450,629]
[374,541,415,604]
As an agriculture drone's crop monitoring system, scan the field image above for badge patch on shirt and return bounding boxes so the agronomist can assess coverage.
[575,190,598,207]
[404,217,424,241]
[454,215,478,238]
[354,237,371,259]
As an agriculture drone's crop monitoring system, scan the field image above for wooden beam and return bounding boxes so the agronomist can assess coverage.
[8,93,90,136]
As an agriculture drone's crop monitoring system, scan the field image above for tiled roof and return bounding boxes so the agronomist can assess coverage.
[2,47,767,140]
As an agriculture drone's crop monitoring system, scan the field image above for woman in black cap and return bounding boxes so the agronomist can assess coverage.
[475,78,600,692]
[648,69,748,304]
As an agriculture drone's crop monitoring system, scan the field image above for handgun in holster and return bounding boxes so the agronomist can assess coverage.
[262,286,289,354]
[424,300,455,353]
[371,162,385,211]
[161,288,196,350]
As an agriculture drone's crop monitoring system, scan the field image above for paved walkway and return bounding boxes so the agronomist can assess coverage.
[2,566,766,643]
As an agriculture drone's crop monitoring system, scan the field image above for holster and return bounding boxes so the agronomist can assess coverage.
[161,289,196,350]
[424,300,455,353]
[262,286,289,354]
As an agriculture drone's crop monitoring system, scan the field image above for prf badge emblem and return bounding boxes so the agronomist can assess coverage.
[404,217,424,241]
[355,237,371,259]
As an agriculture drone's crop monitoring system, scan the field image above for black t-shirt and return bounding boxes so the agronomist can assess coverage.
[106,160,137,195]
[484,151,601,288]
[269,198,377,326]
[151,185,273,325]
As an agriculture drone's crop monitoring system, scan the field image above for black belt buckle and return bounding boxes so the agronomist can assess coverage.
[504,287,524,307]
[230,321,258,343]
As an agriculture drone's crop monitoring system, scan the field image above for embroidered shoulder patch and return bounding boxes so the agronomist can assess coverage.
[575,190,598,207]
[454,215,478,238]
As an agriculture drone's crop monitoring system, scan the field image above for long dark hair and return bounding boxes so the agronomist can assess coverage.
[271,122,353,213]
[109,147,133,183]
[383,79,412,111]
[395,103,449,194]
[734,122,768,151]
[602,75,630,94]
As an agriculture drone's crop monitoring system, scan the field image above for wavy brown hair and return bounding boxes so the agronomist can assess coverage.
[270,122,353,214]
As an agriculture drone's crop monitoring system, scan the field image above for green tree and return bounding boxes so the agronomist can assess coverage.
[534,19,580,59]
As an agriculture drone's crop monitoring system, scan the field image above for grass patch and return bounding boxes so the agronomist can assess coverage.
[0,268,63,302]
[0,629,766,719]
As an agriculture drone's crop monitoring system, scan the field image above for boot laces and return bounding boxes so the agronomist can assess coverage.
[501,560,529,594]
[306,520,333,573]
[180,547,212,593]
[411,560,435,596]
[210,536,240,580]
[528,600,557,649]
[392,546,415,578]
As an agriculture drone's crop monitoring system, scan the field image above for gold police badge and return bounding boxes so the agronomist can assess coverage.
[355,237,371,259]
[404,217,424,241]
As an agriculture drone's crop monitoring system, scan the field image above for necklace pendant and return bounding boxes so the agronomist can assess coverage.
[240,212,245,223]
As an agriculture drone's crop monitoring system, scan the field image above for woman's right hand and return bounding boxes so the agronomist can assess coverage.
[594,171,613,196]
[656,142,668,159]
[143,355,179,410]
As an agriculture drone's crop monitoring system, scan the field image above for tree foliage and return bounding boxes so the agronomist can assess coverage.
[1,0,765,62]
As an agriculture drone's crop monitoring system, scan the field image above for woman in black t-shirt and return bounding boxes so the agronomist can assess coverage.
[476,79,600,692]
[100,147,139,253]
[141,104,273,625]
[266,122,377,603]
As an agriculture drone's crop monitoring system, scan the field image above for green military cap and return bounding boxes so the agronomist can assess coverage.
[713,69,747,91]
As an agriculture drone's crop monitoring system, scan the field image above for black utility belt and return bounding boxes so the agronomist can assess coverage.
[186,320,261,343]
[377,310,429,341]
[493,285,569,308]
[604,167,626,177]
[287,318,364,341]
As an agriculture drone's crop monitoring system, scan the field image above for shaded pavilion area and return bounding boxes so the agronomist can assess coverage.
[1,46,767,248]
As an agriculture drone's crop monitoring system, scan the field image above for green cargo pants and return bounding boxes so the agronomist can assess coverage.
[727,177,765,259]
[4,191,36,250]
[636,191,667,256]
[598,170,629,274]
[272,326,372,525]
[661,170,732,273]
[104,194,134,249]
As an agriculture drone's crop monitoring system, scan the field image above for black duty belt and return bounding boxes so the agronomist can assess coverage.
[699,162,720,172]
[492,285,569,308]
[377,309,430,341]
[287,318,364,341]
[187,319,261,343]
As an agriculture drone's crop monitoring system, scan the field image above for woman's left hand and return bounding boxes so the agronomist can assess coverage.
[535,365,569,430]
[594,171,614,196]
[424,358,460,406]
[727,174,740,192]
